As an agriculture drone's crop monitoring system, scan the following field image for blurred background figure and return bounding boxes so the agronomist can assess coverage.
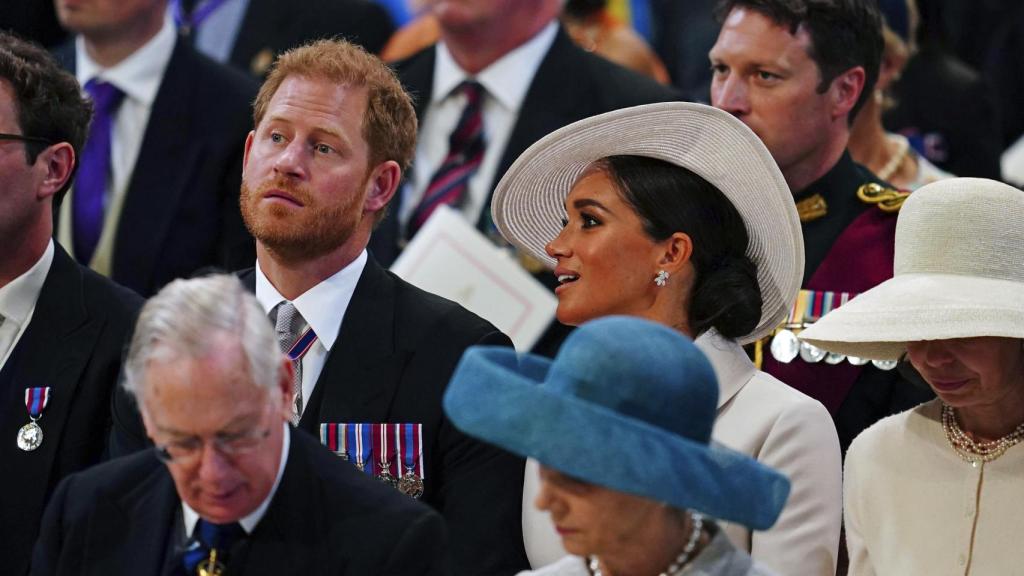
[444,316,792,576]
[52,0,257,296]
[172,0,395,77]
[491,102,841,575]
[881,0,1002,180]
[0,31,142,576]
[801,177,1024,575]
[849,0,953,190]
[648,0,718,102]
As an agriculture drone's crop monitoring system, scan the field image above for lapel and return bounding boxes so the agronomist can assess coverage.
[695,331,756,411]
[110,38,204,294]
[298,258,412,433]
[234,432,325,573]
[2,246,104,493]
[86,457,178,575]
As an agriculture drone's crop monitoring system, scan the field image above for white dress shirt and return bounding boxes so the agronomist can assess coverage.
[400,22,559,236]
[254,251,367,415]
[58,14,177,276]
[182,423,291,535]
[0,241,54,369]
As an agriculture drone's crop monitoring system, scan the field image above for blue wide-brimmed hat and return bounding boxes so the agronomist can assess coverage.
[443,316,790,530]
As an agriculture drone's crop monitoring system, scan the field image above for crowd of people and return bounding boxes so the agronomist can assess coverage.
[1,1,1021,575]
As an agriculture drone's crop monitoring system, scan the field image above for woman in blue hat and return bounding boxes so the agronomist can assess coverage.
[444,315,791,576]
[490,102,841,575]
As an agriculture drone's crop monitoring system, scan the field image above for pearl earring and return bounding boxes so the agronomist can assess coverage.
[654,270,670,287]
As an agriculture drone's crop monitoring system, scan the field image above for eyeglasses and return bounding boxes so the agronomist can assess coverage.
[154,425,272,466]
[0,133,53,146]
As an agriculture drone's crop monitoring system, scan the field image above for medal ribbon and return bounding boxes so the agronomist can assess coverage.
[401,423,424,479]
[374,423,396,476]
[320,423,348,456]
[24,387,51,419]
[787,289,855,325]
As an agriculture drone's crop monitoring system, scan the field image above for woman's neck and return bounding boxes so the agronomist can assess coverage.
[957,385,1024,441]
[595,513,706,576]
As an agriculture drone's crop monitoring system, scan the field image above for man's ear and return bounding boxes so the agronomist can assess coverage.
[276,358,295,420]
[241,130,255,175]
[830,66,866,120]
[363,160,401,215]
[658,232,694,274]
[35,142,74,201]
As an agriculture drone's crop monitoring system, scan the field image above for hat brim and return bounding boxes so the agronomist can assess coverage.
[490,102,803,344]
[799,273,1024,360]
[443,347,791,530]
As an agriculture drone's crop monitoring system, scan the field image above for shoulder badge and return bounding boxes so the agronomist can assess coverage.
[857,183,910,213]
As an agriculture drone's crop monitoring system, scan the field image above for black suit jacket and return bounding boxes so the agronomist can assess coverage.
[226,0,395,76]
[55,37,258,296]
[111,256,528,575]
[0,244,142,576]
[32,428,449,575]
[369,26,682,266]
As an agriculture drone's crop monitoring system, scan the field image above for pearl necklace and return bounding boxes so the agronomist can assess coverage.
[941,404,1024,465]
[587,513,704,576]
[875,134,910,181]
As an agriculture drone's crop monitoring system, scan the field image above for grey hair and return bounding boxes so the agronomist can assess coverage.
[123,274,281,403]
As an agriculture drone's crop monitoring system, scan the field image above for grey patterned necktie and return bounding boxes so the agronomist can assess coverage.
[273,301,306,423]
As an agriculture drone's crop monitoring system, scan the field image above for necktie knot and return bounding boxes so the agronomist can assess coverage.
[273,301,303,347]
[84,79,124,114]
[182,520,244,575]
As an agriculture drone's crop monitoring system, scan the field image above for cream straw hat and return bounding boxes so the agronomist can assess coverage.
[800,178,1024,360]
[490,102,803,344]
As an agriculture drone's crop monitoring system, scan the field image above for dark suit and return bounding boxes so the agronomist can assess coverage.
[111,256,528,575]
[55,37,258,297]
[224,0,395,76]
[32,427,448,575]
[369,26,682,267]
[0,244,142,576]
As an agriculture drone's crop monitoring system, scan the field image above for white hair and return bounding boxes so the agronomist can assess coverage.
[123,274,281,403]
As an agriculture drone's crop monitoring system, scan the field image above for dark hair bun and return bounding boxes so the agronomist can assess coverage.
[689,255,762,340]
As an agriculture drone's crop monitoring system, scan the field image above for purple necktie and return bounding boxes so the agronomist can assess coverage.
[73,79,124,264]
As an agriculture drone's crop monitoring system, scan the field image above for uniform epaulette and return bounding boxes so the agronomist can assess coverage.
[856,182,911,213]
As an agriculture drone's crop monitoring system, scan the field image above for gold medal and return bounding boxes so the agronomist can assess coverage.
[377,468,398,489]
[17,420,42,451]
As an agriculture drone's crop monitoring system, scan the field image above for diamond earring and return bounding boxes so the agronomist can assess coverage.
[654,270,670,287]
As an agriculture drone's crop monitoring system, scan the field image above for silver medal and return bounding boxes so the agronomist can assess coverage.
[17,421,43,451]
[770,330,800,363]
[799,341,826,363]
[824,352,846,365]
[847,355,869,366]
[872,359,898,371]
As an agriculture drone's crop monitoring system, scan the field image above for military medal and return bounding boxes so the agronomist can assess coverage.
[397,423,424,499]
[872,359,898,371]
[824,352,846,365]
[17,387,50,451]
[770,329,800,363]
[847,355,869,366]
[320,423,349,460]
[349,423,373,474]
[799,341,826,363]
[375,424,398,488]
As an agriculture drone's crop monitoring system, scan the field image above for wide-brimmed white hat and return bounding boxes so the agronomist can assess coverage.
[490,102,803,344]
[800,178,1024,360]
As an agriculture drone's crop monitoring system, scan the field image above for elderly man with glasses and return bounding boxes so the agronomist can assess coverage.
[31,274,448,576]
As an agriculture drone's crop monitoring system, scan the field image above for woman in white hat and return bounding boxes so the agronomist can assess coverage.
[491,102,841,575]
[799,177,1024,575]
[444,315,791,576]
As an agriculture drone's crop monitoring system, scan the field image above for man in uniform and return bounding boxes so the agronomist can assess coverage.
[110,39,529,574]
[709,0,932,452]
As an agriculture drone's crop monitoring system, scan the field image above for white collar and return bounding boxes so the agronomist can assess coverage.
[182,423,291,536]
[75,13,177,106]
[253,250,368,351]
[0,240,54,327]
[432,21,558,111]
[695,330,757,410]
